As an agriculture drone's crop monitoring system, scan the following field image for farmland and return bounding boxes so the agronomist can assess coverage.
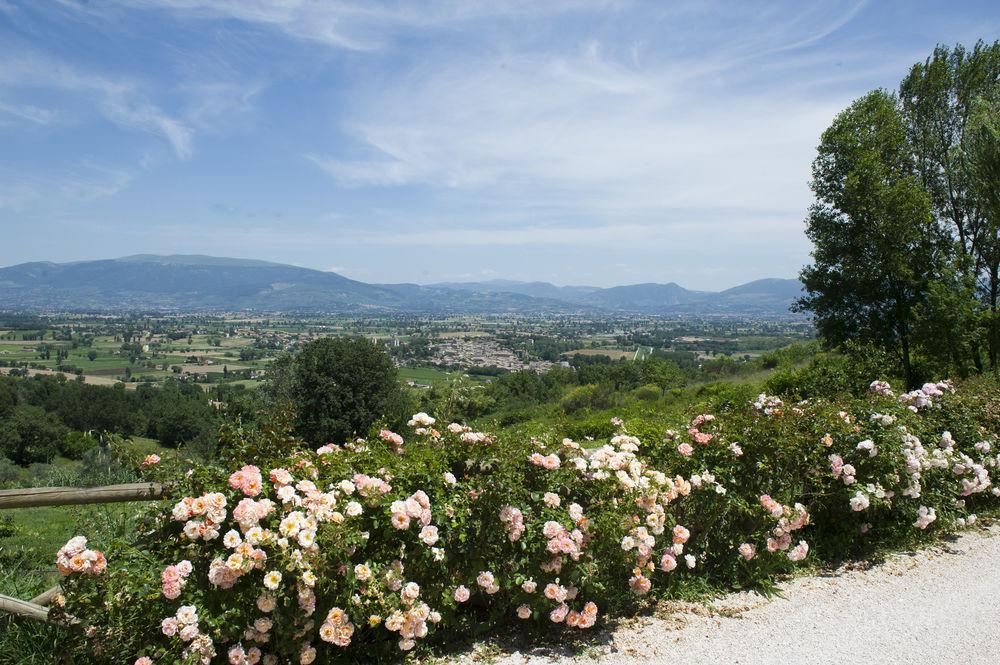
[0,313,813,394]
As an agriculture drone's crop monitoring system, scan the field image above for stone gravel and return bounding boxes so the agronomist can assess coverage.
[482,525,1000,665]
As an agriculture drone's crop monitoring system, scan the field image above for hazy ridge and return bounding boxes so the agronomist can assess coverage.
[0,255,802,315]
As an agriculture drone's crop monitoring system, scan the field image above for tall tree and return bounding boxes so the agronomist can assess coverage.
[796,90,939,386]
[899,40,1000,368]
[964,94,1000,369]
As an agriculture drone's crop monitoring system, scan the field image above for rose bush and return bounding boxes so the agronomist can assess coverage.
[52,378,1000,663]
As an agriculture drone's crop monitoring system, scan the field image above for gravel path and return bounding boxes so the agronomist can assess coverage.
[488,526,1000,665]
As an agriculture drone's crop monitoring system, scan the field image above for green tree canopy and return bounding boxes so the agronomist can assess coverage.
[290,337,406,445]
[0,403,68,465]
[796,90,939,385]
[963,94,1000,366]
[899,40,1000,369]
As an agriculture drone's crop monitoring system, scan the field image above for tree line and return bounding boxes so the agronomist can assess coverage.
[0,375,218,465]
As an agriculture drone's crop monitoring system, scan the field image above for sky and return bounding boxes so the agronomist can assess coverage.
[0,1,997,289]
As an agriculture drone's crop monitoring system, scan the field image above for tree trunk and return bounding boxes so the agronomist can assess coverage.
[900,332,914,388]
[990,260,999,373]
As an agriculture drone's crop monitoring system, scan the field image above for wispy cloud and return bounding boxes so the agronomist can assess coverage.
[0,99,58,125]
[0,54,193,158]
[0,161,134,210]
[768,0,870,54]
[115,0,615,50]
[305,36,854,219]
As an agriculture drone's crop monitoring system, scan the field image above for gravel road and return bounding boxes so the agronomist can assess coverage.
[487,525,1000,665]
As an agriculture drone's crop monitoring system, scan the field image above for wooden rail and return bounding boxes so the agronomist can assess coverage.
[0,593,77,625]
[0,482,166,509]
[30,585,61,606]
[0,481,170,626]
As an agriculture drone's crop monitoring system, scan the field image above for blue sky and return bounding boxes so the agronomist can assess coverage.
[0,1,997,289]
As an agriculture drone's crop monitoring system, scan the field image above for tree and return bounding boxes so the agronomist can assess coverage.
[640,357,685,393]
[899,40,1000,368]
[290,337,405,445]
[912,262,982,377]
[0,404,68,465]
[796,90,940,386]
[964,95,1000,369]
[87,350,98,361]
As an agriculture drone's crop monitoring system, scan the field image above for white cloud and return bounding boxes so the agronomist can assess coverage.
[284,0,890,254]
[306,42,849,221]
[0,54,193,159]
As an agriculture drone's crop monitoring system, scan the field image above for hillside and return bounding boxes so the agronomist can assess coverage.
[0,255,802,315]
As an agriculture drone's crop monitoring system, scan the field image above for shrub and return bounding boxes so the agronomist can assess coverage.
[0,455,21,486]
[560,383,615,414]
[53,379,1000,663]
[765,342,900,400]
[629,384,662,402]
[61,431,100,460]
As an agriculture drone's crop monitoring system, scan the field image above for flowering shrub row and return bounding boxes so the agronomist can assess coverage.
[52,378,1000,663]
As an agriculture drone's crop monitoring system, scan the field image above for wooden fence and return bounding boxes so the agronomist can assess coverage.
[0,482,168,625]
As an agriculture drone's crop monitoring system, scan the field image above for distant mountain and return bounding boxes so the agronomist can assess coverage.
[427,280,601,303]
[713,278,804,313]
[0,256,403,312]
[579,282,707,310]
[719,278,804,299]
[116,254,288,268]
[429,277,801,314]
[0,255,803,316]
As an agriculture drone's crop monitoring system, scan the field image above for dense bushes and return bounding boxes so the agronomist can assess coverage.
[52,376,1000,663]
[417,346,819,427]
[763,342,899,400]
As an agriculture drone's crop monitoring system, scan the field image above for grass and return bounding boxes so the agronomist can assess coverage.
[2,506,80,567]
[0,500,153,664]
[227,379,263,389]
[399,366,460,385]
[562,348,636,360]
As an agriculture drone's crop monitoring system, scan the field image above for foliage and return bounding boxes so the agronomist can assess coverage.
[0,374,218,461]
[289,337,409,446]
[764,342,899,400]
[50,377,1000,663]
[963,93,1000,369]
[0,404,69,465]
[796,89,939,386]
[799,41,1000,379]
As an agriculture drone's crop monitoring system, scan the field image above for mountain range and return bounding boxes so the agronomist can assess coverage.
[0,255,804,316]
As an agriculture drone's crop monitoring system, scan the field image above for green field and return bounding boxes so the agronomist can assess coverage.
[398,366,458,385]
